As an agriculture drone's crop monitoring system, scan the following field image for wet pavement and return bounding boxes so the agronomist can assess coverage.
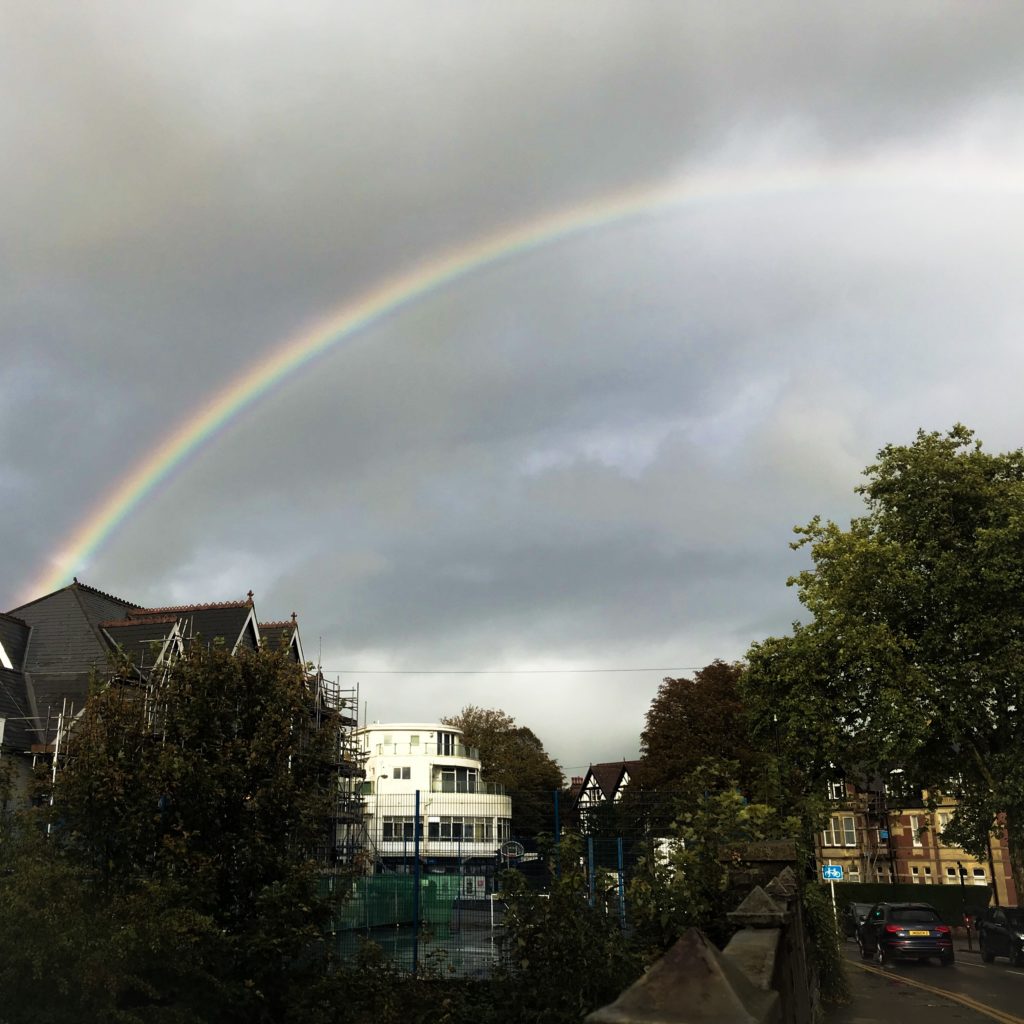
[829,943,1024,1024]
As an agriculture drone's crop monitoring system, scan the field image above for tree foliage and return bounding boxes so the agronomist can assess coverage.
[639,660,764,794]
[744,425,1024,894]
[627,760,797,952]
[4,645,341,1023]
[442,705,563,839]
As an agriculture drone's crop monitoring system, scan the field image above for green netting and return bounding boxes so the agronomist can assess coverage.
[332,875,464,931]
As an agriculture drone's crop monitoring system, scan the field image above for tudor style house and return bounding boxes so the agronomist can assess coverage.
[357,721,513,888]
[571,759,642,831]
[0,578,307,807]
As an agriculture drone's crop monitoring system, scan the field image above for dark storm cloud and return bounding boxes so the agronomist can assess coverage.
[6,2,1024,763]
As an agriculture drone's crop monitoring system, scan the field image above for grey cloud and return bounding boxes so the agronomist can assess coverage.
[8,3,1024,764]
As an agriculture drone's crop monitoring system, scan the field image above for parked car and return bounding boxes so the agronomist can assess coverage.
[977,907,1024,965]
[857,902,954,966]
[841,902,874,939]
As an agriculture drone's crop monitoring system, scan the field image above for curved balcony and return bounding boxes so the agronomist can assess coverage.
[430,779,505,796]
[371,741,480,759]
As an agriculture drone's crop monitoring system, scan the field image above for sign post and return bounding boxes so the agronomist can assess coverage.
[822,862,844,923]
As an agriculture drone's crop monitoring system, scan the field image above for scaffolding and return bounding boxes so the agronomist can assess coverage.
[314,673,367,870]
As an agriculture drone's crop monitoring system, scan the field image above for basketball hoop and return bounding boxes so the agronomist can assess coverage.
[500,840,525,861]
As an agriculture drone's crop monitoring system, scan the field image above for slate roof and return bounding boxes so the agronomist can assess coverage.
[0,667,33,752]
[101,617,180,671]
[2,582,295,750]
[4,582,140,746]
[259,619,302,662]
[128,601,256,654]
[0,612,30,670]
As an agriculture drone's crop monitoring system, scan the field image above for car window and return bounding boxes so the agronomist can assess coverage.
[890,908,941,923]
[993,910,1007,926]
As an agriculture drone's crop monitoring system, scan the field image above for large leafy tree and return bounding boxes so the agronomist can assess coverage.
[744,426,1024,894]
[442,705,564,839]
[29,645,340,1023]
[639,660,764,795]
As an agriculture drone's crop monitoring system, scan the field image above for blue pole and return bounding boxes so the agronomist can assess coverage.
[587,836,595,908]
[413,790,421,976]
[554,789,561,880]
[617,837,626,930]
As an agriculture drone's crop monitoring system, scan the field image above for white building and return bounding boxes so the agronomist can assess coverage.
[358,722,512,880]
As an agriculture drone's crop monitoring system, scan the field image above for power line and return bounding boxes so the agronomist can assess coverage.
[321,666,706,675]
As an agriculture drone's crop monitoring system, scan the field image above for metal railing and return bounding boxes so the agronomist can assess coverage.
[431,779,505,795]
[371,742,481,759]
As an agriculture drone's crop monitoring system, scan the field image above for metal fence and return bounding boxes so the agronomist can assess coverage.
[329,788,670,976]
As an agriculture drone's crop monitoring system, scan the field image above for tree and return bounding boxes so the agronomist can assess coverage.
[31,645,340,1022]
[744,425,1024,895]
[628,760,797,952]
[442,705,564,839]
[639,660,764,795]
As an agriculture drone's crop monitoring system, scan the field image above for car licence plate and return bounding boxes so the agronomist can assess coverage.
[908,930,930,936]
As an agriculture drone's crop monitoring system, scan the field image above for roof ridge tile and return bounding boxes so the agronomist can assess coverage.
[131,600,249,615]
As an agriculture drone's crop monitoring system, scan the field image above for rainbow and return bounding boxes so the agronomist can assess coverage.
[22,156,1024,604]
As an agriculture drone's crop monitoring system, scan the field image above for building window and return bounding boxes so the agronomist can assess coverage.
[946,867,958,884]
[381,816,417,841]
[826,779,846,801]
[848,862,860,881]
[359,780,373,795]
[909,815,923,847]
[435,766,479,793]
[426,816,494,842]
[937,811,952,842]
[393,766,411,780]
[973,868,987,886]
[438,731,457,756]
[410,735,420,747]
[822,815,856,847]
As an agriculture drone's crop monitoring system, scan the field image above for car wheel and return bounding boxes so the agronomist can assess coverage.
[1012,947,1024,968]
[858,936,872,961]
[876,944,889,966]
[981,939,995,964]
[940,953,955,967]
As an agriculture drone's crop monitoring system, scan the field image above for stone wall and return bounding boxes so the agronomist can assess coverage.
[586,864,817,1024]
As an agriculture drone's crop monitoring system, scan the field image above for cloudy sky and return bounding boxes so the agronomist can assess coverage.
[5,2,1024,776]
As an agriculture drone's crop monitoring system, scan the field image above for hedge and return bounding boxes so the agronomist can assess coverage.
[827,881,992,923]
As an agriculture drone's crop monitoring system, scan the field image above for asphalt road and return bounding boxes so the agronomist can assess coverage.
[836,941,1024,1024]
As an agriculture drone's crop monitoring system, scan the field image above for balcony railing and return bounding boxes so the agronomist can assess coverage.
[371,742,480,759]
[431,780,506,796]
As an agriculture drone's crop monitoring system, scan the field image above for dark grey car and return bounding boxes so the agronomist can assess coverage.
[978,907,1024,965]
[857,902,954,966]
[841,901,874,939]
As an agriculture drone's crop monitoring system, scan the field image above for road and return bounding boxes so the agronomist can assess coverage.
[838,941,1024,1024]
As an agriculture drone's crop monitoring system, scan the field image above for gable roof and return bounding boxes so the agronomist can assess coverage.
[577,759,643,805]
[3,583,292,749]
[101,617,181,671]
[133,601,255,652]
[259,618,303,663]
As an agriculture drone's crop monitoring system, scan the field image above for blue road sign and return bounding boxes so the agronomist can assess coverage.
[822,864,844,881]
